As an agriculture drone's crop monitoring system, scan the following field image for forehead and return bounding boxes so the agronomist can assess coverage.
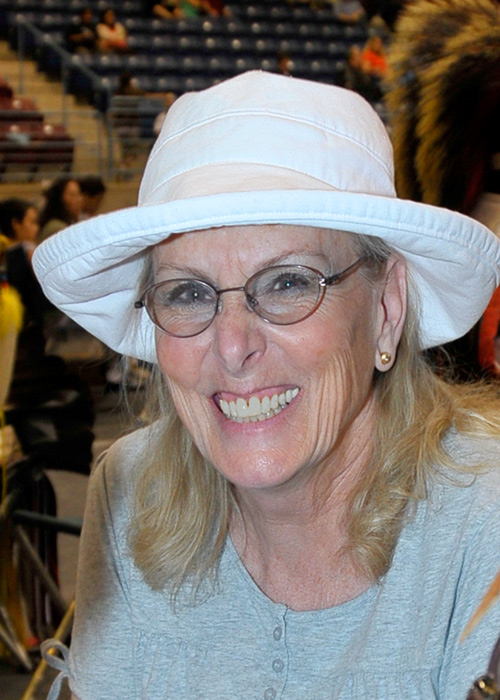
[154,224,357,269]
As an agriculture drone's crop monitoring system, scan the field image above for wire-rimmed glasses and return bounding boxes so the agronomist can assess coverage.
[134,255,368,338]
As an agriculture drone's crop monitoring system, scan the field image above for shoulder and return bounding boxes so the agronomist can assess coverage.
[438,430,500,505]
[410,431,500,559]
[39,219,66,242]
[92,422,158,483]
[88,422,160,516]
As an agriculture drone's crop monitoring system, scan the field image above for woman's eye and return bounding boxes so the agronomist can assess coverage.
[269,272,313,293]
[158,281,213,307]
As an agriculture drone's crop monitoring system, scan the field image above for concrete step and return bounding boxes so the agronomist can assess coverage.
[0,40,106,174]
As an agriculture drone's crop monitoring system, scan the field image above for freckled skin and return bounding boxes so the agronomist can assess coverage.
[154,224,406,503]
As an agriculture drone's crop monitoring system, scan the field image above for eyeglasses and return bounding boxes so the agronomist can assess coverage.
[134,255,368,338]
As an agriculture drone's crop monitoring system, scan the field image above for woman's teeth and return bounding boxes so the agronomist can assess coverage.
[219,388,299,423]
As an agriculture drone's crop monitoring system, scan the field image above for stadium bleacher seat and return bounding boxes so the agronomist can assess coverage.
[0,121,74,178]
[5,0,370,116]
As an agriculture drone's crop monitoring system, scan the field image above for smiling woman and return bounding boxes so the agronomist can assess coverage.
[33,72,500,700]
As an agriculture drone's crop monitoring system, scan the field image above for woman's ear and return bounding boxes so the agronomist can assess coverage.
[374,255,407,372]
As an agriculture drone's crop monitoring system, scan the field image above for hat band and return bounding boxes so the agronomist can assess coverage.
[140,163,391,206]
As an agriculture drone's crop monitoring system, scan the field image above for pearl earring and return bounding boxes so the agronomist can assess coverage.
[380,351,392,365]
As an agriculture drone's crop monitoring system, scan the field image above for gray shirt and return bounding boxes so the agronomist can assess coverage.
[45,425,500,699]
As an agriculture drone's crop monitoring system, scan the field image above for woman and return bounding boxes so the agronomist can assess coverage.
[0,197,39,255]
[0,198,50,357]
[96,8,128,53]
[34,71,500,700]
[38,177,83,243]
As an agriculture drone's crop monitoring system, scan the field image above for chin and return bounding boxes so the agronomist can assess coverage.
[207,444,305,492]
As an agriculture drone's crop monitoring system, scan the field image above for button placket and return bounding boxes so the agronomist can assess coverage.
[261,615,287,699]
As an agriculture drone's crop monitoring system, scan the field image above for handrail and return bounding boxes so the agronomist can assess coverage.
[13,14,112,120]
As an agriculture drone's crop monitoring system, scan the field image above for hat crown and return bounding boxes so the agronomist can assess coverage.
[139,71,396,205]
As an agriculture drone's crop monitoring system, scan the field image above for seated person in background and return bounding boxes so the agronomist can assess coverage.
[65,7,97,53]
[150,0,224,18]
[343,44,383,102]
[78,176,107,220]
[149,0,183,19]
[115,71,145,97]
[333,0,366,22]
[361,34,388,79]
[277,49,293,76]
[96,8,128,53]
[178,0,207,16]
[358,0,405,31]
[0,198,39,262]
[38,177,83,243]
[203,0,231,16]
[0,198,51,357]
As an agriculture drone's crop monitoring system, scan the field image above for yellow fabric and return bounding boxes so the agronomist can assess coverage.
[0,283,23,338]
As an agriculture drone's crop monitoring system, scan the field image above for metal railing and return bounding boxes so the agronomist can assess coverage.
[14,15,108,109]
[2,15,164,180]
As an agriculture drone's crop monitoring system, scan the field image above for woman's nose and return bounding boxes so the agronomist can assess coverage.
[211,293,266,374]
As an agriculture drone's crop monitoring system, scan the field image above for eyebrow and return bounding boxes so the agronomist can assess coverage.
[154,248,334,279]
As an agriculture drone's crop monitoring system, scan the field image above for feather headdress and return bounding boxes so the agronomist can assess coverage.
[386,0,500,213]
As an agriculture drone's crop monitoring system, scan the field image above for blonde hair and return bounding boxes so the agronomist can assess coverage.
[130,233,500,595]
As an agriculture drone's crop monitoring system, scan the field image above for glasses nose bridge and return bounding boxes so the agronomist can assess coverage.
[215,284,253,314]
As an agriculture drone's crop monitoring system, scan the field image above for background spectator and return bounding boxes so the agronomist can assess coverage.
[115,71,145,97]
[359,0,406,30]
[361,34,387,79]
[96,8,128,53]
[277,49,293,76]
[65,7,97,54]
[343,44,382,102]
[0,197,51,359]
[203,0,230,16]
[79,176,107,219]
[38,177,83,243]
[333,0,366,23]
[148,0,182,19]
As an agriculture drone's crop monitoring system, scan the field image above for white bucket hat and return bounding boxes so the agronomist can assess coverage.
[33,70,500,364]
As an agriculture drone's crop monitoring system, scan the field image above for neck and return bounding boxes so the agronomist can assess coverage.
[230,407,376,610]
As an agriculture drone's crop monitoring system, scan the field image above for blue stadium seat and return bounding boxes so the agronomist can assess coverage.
[201,17,238,36]
[254,36,281,54]
[177,34,206,53]
[152,54,184,75]
[204,35,232,53]
[150,75,187,93]
[183,76,214,92]
[227,36,258,55]
[269,6,290,21]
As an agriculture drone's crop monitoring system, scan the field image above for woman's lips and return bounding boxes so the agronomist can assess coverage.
[216,388,300,423]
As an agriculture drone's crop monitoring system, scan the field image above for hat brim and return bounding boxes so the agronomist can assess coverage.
[33,189,500,364]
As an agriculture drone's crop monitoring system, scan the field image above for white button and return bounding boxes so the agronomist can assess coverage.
[272,658,284,673]
[273,626,282,641]
[264,688,276,700]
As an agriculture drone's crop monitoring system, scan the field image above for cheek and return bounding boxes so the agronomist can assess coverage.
[302,290,378,412]
[156,332,206,391]
[305,288,377,369]
[156,334,215,443]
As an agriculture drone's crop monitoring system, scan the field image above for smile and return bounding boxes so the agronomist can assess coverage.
[218,388,300,423]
